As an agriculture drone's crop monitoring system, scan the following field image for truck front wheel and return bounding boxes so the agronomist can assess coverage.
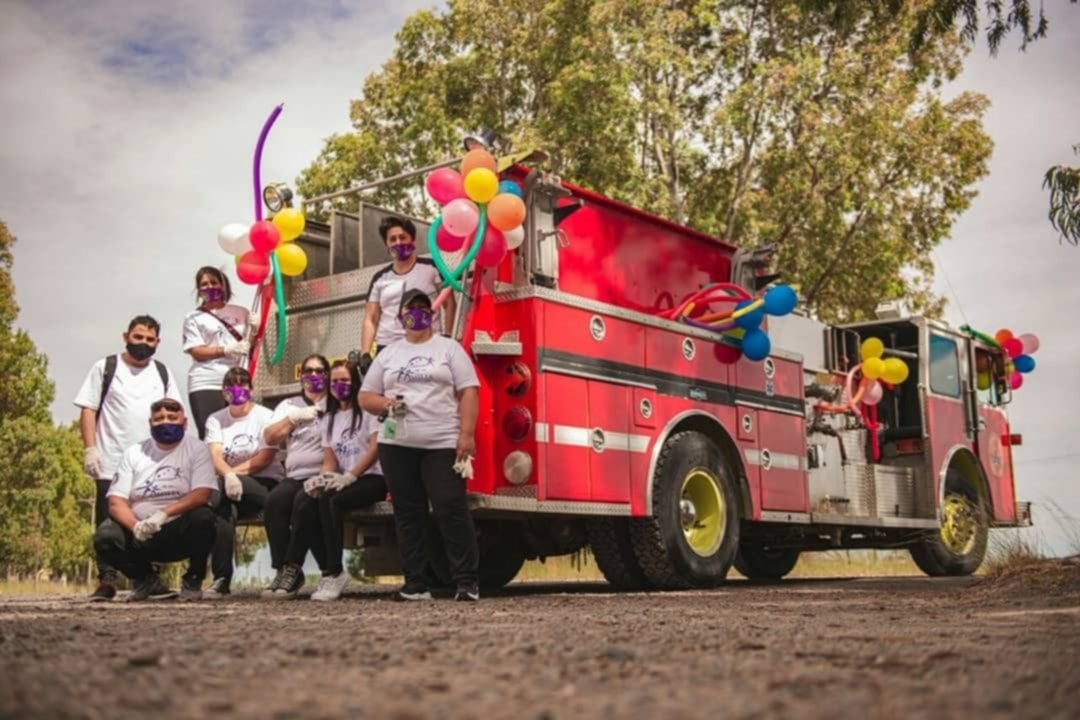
[909,473,988,577]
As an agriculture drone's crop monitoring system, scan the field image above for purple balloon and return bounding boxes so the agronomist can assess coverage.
[253,104,283,222]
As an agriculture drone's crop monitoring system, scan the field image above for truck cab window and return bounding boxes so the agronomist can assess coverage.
[929,334,960,398]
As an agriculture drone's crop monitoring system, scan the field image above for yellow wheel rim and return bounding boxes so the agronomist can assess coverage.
[679,468,726,557]
[940,494,978,556]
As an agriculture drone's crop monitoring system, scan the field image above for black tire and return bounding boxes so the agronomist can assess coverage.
[629,431,740,589]
[734,545,800,580]
[587,518,652,590]
[909,472,988,577]
[478,535,526,590]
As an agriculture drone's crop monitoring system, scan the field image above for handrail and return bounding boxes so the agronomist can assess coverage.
[302,157,460,207]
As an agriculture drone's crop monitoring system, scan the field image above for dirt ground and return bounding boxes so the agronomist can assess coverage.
[2,569,1078,720]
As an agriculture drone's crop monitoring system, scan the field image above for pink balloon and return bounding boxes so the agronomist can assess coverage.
[435,224,466,252]
[431,287,453,312]
[1002,338,1024,359]
[1018,333,1040,355]
[862,379,884,406]
[1009,371,1024,390]
[425,168,465,205]
[475,226,507,268]
[442,199,479,237]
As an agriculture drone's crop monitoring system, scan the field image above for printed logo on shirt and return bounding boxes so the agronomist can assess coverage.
[335,427,361,465]
[224,433,258,465]
[139,466,185,502]
[396,356,435,383]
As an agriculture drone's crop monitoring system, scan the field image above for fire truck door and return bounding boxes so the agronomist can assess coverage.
[587,380,632,503]
[972,348,1017,523]
[925,332,975,503]
[541,372,591,502]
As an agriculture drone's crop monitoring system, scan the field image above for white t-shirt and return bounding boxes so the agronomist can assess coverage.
[205,404,284,481]
[367,259,442,346]
[322,409,382,476]
[182,304,250,392]
[360,335,480,449]
[73,356,184,480]
[269,396,327,480]
[108,434,217,521]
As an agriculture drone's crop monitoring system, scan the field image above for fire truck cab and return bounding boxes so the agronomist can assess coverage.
[255,160,1031,590]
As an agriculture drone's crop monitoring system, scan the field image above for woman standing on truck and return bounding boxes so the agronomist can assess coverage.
[260,353,329,598]
[285,360,385,601]
[182,266,251,438]
[202,367,284,598]
[360,289,481,602]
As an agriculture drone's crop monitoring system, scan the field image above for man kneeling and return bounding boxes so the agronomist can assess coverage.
[93,398,217,601]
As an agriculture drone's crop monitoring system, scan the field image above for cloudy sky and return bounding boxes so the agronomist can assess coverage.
[2,1,1078,554]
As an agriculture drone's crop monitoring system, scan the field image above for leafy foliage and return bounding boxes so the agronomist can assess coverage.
[298,0,994,321]
[1044,145,1080,246]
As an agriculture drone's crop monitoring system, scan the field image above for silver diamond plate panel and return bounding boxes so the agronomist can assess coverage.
[495,485,539,498]
[873,465,916,518]
[843,463,875,516]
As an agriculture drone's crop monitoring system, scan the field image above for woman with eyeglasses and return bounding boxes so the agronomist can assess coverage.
[285,360,385,601]
[201,367,284,598]
[182,266,252,438]
[260,353,329,598]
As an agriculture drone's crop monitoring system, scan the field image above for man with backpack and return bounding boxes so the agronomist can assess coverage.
[74,315,184,601]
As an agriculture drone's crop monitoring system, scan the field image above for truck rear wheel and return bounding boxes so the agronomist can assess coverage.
[629,431,740,589]
[587,518,652,590]
[426,521,527,590]
[909,473,988,577]
[734,545,800,580]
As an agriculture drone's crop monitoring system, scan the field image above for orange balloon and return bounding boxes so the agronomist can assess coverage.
[487,193,526,231]
[461,148,497,177]
[994,329,1013,345]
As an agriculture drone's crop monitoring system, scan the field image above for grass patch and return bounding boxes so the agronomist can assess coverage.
[983,530,1045,579]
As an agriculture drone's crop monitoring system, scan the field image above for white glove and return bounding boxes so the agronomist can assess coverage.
[325,472,357,493]
[224,472,243,501]
[453,455,475,480]
[303,475,326,497]
[223,339,250,358]
[145,510,168,531]
[133,520,156,542]
[84,446,103,478]
[289,405,320,425]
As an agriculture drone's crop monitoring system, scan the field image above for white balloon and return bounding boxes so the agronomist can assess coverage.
[504,225,525,250]
[218,223,251,255]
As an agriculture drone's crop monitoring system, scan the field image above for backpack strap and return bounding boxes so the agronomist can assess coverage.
[98,355,119,412]
[154,360,169,394]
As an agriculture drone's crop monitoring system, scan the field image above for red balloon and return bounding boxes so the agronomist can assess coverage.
[436,224,466,252]
[1002,338,1024,359]
[249,220,281,254]
[475,226,507,268]
[1009,371,1024,390]
[236,251,269,285]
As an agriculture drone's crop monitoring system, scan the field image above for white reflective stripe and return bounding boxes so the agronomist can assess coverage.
[535,422,550,443]
[553,425,591,448]
[745,449,761,465]
[606,431,651,454]
[744,449,803,471]
[539,424,651,453]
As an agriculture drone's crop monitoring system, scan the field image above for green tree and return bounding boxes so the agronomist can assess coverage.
[1045,145,1080,246]
[298,0,993,321]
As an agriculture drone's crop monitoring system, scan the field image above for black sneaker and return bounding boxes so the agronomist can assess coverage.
[394,583,433,602]
[271,564,304,599]
[261,568,285,598]
[88,580,116,602]
[127,574,177,602]
[454,583,480,602]
[179,576,203,602]
[204,577,231,599]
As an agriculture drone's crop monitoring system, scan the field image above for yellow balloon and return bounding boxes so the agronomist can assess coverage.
[860,337,885,361]
[862,356,886,380]
[273,208,306,242]
[976,371,991,391]
[276,243,308,277]
[882,357,910,385]
[464,168,498,204]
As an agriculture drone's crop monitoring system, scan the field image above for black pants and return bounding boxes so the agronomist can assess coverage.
[93,507,216,583]
[265,477,313,570]
[288,475,387,576]
[93,479,117,581]
[211,475,276,580]
[189,390,227,440]
[378,445,478,588]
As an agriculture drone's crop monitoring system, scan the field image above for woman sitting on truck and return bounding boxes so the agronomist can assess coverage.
[182,266,252,438]
[203,367,283,598]
[360,289,481,602]
[286,360,386,601]
[260,353,329,598]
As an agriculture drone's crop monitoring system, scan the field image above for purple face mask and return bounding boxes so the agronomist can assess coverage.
[401,307,433,331]
[330,380,353,401]
[224,385,251,406]
[199,286,225,305]
[389,244,415,261]
[302,374,327,393]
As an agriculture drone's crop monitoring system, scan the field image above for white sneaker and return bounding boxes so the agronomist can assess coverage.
[311,573,349,601]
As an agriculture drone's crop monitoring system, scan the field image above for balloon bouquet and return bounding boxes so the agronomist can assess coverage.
[963,326,1040,391]
[816,337,911,415]
[216,104,308,374]
[424,147,527,306]
[657,282,799,362]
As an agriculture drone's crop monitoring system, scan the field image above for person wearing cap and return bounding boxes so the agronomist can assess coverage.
[360,289,481,601]
[359,216,456,372]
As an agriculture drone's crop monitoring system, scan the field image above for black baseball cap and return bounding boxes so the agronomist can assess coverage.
[399,289,433,313]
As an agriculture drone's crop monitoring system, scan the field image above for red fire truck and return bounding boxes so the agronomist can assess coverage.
[255,159,1031,590]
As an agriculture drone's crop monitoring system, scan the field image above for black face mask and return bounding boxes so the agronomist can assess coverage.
[127,342,156,361]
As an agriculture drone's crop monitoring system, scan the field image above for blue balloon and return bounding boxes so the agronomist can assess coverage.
[498,180,524,198]
[734,299,765,329]
[741,329,772,361]
[763,284,798,316]
[1014,354,1036,374]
